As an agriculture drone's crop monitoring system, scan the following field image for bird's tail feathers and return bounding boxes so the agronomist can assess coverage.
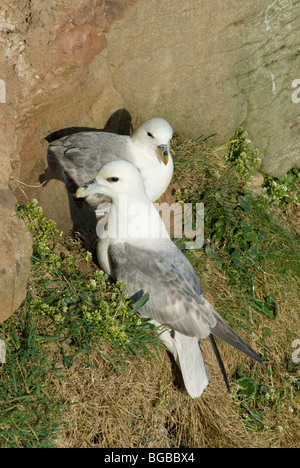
[174,332,209,399]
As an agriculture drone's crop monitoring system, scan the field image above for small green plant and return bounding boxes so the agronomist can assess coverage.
[233,363,299,434]
[174,188,192,206]
[261,169,300,206]
[18,199,63,265]
[223,126,261,180]
[223,127,300,207]
[15,199,159,359]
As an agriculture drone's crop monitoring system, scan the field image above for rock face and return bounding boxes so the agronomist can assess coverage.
[0,68,32,323]
[104,0,300,177]
[0,0,300,322]
[0,189,32,323]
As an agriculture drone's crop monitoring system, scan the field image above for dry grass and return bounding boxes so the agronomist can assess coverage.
[49,269,299,448]
[52,344,267,448]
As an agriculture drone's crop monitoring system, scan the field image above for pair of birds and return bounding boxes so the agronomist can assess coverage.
[48,117,262,398]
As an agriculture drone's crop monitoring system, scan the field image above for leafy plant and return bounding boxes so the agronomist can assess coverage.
[223,126,300,207]
[223,126,261,180]
[16,199,160,360]
[235,375,265,432]
[261,169,300,206]
[233,364,299,434]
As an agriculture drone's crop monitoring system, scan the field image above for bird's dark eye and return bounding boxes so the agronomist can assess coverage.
[147,132,154,138]
[106,177,119,183]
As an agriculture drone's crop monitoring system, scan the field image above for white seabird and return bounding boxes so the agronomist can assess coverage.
[76,160,262,399]
[47,117,173,210]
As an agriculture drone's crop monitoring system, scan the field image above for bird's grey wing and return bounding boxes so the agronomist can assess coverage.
[108,243,218,337]
[209,307,262,363]
[48,132,133,190]
[108,243,262,364]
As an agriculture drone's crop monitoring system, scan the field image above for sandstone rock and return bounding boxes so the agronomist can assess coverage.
[0,189,32,324]
[39,178,98,246]
[39,179,74,235]
[0,51,32,323]
[104,0,300,177]
[1,0,300,322]
[251,172,265,188]
[1,0,297,195]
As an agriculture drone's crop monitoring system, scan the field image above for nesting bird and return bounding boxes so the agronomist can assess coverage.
[77,160,262,398]
[47,117,173,209]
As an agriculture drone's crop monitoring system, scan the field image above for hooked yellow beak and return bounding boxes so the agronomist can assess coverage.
[76,179,101,198]
[157,144,169,165]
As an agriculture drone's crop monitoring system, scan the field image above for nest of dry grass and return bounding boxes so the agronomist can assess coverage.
[52,343,268,448]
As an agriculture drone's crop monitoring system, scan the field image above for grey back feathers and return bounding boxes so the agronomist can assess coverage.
[47,117,173,208]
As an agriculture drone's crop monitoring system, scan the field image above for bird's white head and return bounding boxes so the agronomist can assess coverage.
[131,117,173,165]
[76,160,147,202]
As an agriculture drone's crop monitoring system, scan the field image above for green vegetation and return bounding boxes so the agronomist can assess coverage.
[223,126,261,180]
[173,131,300,436]
[18,199,158,360]
[262,169,300,206]
[0,129,299,447]
[0,200,160,448]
